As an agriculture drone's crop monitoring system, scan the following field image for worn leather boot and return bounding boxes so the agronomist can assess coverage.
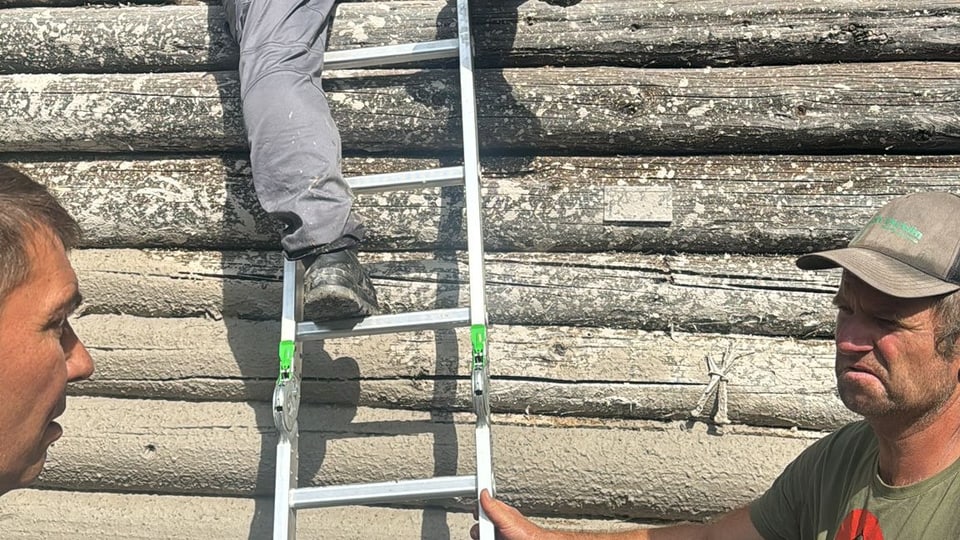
[302,248,379,321]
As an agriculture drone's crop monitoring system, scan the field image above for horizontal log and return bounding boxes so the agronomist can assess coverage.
[3,62,960,155]
[0,4,233,74]
[70,315,853,430]
[38,397,821,520]
[1,489,643,540]
[11,155,960,253]
[0,0,189,7]
[71,249,841,337]
[1,1,958,73]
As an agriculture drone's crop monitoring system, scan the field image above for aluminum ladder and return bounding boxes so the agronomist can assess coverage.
[270,1,495,538]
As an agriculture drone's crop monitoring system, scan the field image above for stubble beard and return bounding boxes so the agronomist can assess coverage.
[837,374,955,426]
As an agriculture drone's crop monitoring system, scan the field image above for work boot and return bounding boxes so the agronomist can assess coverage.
[302,248,379,321]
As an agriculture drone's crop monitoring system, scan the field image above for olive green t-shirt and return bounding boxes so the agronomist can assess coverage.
[750,421,960,539]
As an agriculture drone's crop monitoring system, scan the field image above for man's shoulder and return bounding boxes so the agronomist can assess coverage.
[748,421,876,538]
[794,420,876,471]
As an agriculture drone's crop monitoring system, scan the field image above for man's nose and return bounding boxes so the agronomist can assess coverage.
[835,314,874,354]
[64,322,94,381]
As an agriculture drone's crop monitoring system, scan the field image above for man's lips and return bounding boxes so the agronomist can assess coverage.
[44,401,67,445]
[839,361,882,381]
[49,399,66,424]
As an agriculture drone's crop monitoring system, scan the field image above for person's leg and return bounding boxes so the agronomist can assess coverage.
[224,0,377,319]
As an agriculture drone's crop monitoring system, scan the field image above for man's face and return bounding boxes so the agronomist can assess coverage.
[0,228,93,494]
[833,273,959,424]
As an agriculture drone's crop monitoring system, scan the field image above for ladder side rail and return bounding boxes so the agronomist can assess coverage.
[457,0,486,326]
[456,0,496,539]
[273,432,299,539]
[274,258,305,540]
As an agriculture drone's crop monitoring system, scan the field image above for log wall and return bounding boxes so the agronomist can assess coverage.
[1,0,959,538]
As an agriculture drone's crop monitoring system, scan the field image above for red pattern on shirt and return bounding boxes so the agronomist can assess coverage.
[835,509,884,540]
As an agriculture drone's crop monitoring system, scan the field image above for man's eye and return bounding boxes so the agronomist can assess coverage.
[48,318,67,334]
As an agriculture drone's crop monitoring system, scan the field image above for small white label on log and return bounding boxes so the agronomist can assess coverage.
[603,186,673,224]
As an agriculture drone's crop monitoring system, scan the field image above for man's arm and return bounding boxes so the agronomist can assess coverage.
[472,490,764,540]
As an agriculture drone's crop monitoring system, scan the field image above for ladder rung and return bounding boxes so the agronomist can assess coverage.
[290,475,477,510]
[326,39,459,70]
[346,166,464,194]
[296,307,470,341]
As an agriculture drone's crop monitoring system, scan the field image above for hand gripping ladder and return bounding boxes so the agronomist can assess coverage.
[271,1,496,538]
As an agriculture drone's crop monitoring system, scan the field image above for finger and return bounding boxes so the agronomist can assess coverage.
[478,489,544,539]
[479,488,495,508]
[480,489,523,522]
[479,489,503,519]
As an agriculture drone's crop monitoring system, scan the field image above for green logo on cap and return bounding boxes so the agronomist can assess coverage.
[858,215,923,244]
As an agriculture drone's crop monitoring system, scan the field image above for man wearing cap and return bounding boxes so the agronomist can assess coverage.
[471,192,960,539]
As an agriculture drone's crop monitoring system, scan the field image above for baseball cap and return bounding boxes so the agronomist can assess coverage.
[796,192,960,298]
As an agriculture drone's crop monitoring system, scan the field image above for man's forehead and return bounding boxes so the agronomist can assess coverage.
[39,259,81,312]
[18,228,80,308]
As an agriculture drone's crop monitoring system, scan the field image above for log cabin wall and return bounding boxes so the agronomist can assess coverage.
[2,0,960,538]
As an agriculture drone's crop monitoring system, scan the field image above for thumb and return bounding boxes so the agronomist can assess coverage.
[479,489,546,540]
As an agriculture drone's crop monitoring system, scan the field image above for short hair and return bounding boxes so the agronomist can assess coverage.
[0,165,81,303]
[933,290,960,359]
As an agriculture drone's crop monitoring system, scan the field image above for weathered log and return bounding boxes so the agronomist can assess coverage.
[10,155,960,253]
[3,62,960,155]
[69,315,853,430]
[2,1,959,73]
[39,397,820,520]
[0,0,188,6]
[0,4,233,74]
[71,249,840,336]
[1,489,644,540]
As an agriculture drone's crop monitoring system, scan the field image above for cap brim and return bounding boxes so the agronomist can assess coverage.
[797,247,960,298]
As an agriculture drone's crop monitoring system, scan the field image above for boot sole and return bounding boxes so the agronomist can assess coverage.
[303,283,379,322]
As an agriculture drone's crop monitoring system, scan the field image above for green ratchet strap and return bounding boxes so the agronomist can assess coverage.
[470,324,487,370]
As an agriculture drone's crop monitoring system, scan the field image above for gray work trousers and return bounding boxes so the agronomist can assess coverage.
[224,0,363,258]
